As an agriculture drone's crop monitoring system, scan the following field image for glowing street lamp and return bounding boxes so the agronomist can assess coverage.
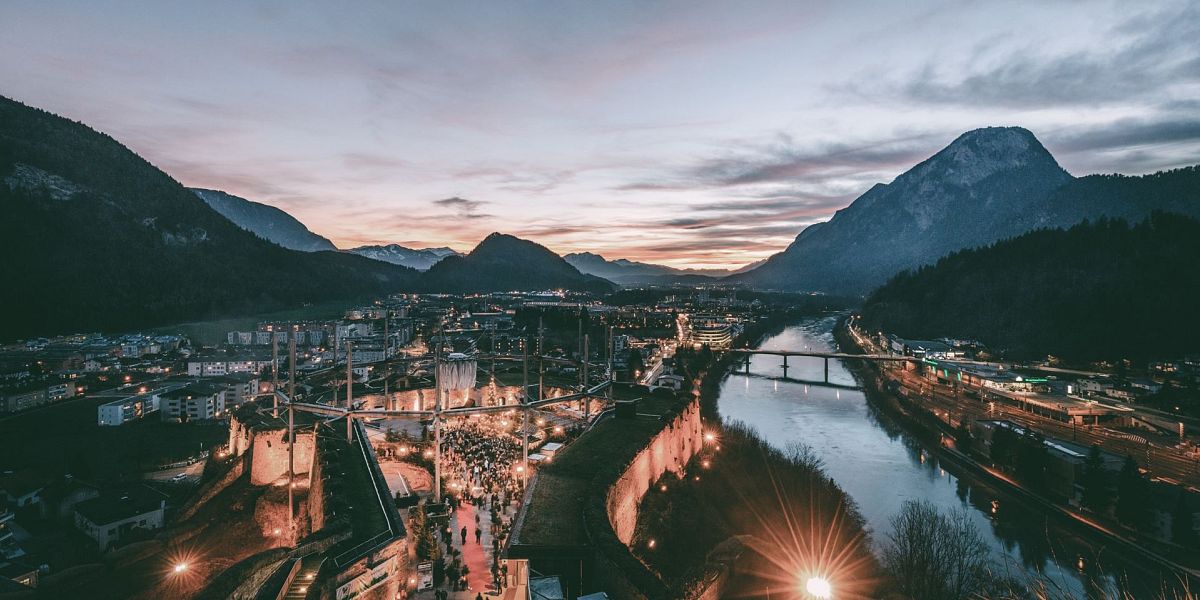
[805,576,832,598]
[173,562,189,574]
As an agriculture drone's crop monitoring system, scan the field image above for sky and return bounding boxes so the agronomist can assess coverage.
[2,1,1198,269]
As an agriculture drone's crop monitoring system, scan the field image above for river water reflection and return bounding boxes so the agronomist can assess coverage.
[716,317,1182,599]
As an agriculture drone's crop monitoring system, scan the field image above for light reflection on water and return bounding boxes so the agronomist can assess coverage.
[716,317,1176,599]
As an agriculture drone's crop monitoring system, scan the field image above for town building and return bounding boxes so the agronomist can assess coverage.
[73,485,167,550]
[97,392,160,426]
[210,373,260,408]
[160,383,226,421]
[186,353,274,377]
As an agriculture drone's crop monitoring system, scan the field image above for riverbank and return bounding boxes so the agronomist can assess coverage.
[832,316,1200,594]
[629,311,881,597]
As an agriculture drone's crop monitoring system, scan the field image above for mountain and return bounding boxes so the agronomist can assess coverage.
[859,214,1200,362]
[419,233,615,294]
[564,252,731,285]
[733,127,1200,295]
[348,244,459,270]
[0,96,417,338]
[190,187,336,252]
[731,127,1076,295]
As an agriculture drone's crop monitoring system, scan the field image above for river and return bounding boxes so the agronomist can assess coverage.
[716,317,1183,599]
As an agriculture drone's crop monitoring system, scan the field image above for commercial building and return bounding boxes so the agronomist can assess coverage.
[688,318,734,349]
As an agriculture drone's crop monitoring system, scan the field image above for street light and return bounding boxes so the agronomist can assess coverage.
[173,562,189,574]
[805,576,832,598]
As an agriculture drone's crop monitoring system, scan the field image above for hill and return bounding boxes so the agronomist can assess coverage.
[730,127,1200,295]
[348,244,458,270]
[190,188,337,252]
[858,213,1200,362]
[420,233,615,294]
[0,96,417,338]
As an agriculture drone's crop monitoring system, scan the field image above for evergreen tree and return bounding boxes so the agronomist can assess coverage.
[1015,429,1048,493]
[954,421,974,454]
[1172,489,1196,548]
[1115,455,1149,530]
[628,348,645,376]
[1080,445,1112,513]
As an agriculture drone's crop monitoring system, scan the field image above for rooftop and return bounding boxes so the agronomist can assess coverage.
[74,485,166,526]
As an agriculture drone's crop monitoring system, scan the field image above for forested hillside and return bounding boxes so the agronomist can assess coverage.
[859,214,1200,362]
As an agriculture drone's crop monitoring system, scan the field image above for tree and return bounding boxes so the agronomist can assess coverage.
[988,425,1018,470]
[1080,445,1112,514]
[881,500,994,600]
[954,421,973,455]
[1172,489,1196,548]
[627,348,645,376]
[1116,455,1150,530]
[1015,429,1048,493]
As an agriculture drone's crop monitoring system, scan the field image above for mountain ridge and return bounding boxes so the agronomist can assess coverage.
[190,187,337,252]
[0,95,417,338]
[730,126,1200,295]
[348,244,460,270]
[420,233,615,294]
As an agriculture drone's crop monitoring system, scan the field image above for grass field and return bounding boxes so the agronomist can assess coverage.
[149,300,350,345]
[0,394,227,481]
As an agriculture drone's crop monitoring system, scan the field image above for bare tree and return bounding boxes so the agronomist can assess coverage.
[880,499,993,600]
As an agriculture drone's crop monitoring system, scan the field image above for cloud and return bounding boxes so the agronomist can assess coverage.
[619,130,944,193]
[432,196,491,219]
[1047,117,1200,154]
[890,4,1200,108]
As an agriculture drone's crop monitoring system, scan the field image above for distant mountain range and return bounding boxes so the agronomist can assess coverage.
[0,96,420,337]
[347,244,459,271]
[730,127,1200,295]
[421,233,614,294]
[564,252,748,285]
[187,187,463,271]
[190,187,337,252]
[860,213,1200,362]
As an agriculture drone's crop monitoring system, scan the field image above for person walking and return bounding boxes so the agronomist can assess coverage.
[460,525,468,544]
[474,527,482,544]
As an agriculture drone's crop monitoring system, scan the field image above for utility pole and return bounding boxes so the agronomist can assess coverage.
[288,325,297,527]
[346,340,354,441]
[271,326,279,418]
[522,335,529,488]
[491,323,497,406]
[583,334,590,421]
[537,314,545,403]
[577,309,584,390]
[383,312,390,409]
[433,333,443,504]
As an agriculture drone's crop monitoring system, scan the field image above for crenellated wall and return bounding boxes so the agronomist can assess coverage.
[606,399,705,545]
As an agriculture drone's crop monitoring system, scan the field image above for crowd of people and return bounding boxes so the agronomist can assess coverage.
[439,416,524,501]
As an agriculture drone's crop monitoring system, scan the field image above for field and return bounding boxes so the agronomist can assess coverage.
[150,300,350,345]
[0,394,227,481]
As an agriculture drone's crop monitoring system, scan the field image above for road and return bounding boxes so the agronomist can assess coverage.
[142,460,205,484]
